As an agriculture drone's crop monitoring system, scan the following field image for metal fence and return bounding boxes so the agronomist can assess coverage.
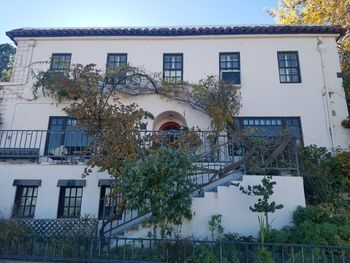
[0,236,349,262]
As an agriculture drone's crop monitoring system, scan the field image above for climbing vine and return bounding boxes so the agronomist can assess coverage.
[33,63,241,132]
[32,62,241,236]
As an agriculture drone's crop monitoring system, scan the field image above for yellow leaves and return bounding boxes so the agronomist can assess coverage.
[273,0,350,27]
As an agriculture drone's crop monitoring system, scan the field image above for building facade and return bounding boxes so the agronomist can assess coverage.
[0,25,348,238]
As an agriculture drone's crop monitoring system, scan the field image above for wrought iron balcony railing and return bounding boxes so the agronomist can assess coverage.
[0,129,300,176]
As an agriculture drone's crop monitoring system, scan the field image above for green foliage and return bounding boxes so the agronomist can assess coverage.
[344,73,350,96]
[32,63,241,132]
[33,63,103,102]
[190,76,241,131]
[266,205,350,246]
[258,215,268,244]
[208,214,224,240]
[0,43,16,82]
[235,176,284,228]
[299,145,346,205]
[0,217,31,246]
[256,247,273,263]
[118,148,197,237]
[334,151,350,191]
[31,62,242,235]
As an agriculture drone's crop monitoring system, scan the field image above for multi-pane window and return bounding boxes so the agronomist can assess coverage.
[107,54,127,69]
[106,54,127,84]
[50,53,71,71]
[219,53,241,85]
[228,117,303,156]
[277,52,301,83]
[13,186,38,218]
[236,117,302,140]
[57,187,83,218]
[45,117,89,157]
[163,54,183,83]
[98,186,122,220]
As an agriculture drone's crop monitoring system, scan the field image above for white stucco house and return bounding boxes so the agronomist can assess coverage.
[0,25,348,239]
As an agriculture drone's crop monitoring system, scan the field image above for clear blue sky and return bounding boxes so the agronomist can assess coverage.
[0,0,278,44]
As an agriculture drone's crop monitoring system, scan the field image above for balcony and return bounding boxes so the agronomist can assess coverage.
[0,129,300,176]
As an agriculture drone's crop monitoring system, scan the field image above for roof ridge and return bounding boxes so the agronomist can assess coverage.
[6,25,345,44]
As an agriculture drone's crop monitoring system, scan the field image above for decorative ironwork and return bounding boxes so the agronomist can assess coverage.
[0,130,299,176]
[1,129,300,238]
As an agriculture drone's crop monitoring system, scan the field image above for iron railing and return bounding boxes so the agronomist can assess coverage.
[1,129,300,237]
[0,129,299,174]
[0,235,349,262]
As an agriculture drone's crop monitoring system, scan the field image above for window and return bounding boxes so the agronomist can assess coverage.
[163,54,183,83]
[228,117,303,156]
[106,53,127,84]
[236,117,303,140]
[98,186,122,220]
[107,53,127,69]
[51,53,71,71]
[13,186,38,218]
[219,53,241,84]
[45,117,89,157]
[277,51,301,83]
[57,187,83,218]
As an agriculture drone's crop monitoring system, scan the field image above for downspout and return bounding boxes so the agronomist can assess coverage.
[317,37,336,151]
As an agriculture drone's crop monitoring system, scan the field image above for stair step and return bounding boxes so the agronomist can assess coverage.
[108,171,243,236]
[192,171,243,198]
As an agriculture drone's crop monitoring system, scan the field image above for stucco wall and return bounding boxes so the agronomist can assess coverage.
[0,164,305,238]
[2,34,349,149]
[0,164,109,219]
[126,175,306,239]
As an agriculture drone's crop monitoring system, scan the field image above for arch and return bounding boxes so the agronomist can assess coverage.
[153,111,187,131]
[159,121,181,131]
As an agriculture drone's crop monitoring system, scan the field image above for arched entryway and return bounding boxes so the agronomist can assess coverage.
[153,111,187,131]
[159,121,181,131]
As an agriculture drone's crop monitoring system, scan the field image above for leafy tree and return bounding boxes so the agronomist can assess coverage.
[208,214,224,240]
[32,62,242,237]
[234,176,284,229]
[33,63,241,132]
[267,205,350,246]
[334,151,350,192]
[299,145,343,205]
[0,43,16,81]
[118,147,197,238]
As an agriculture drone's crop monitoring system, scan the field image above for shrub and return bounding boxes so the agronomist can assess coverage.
[266,206,350,246]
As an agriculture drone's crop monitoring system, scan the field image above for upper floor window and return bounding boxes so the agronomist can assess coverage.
[107,53,127,69]
[13,185,38,218]
[106,53,127,84]
[163,54,183,83]
[50,53,71,72]
[277,51,301,83]
[57,186,83,218]
[219,52,241,85]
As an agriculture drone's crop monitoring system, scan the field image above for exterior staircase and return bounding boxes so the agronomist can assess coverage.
[101,166,244,238]
[100,131,299,238]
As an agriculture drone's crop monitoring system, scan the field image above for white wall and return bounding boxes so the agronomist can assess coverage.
[0,164,305,238]
[0,163,110,219]
[2,34,349,149]
[126,175,306,239]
